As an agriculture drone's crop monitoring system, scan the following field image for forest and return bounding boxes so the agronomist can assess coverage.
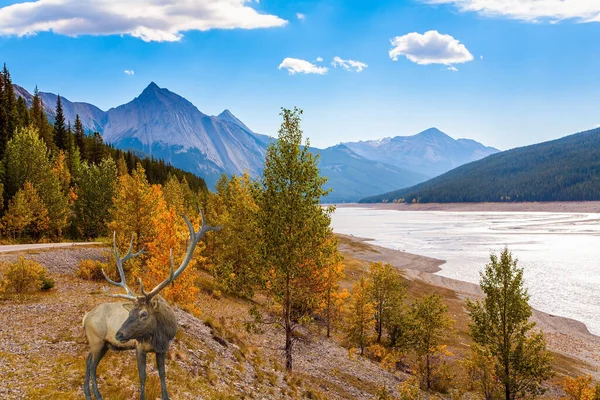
[360,127,600,204]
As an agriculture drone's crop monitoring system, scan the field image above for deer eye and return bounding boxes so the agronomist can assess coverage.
[139,310,148,320]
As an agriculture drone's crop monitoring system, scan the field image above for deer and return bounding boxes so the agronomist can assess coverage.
[82,210,221,400]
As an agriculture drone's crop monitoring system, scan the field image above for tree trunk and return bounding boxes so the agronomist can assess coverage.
[426,353,431,390]
[285,323,293,371]
[284,272,293,371]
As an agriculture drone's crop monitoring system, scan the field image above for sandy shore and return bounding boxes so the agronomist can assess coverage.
[341,201,600,213]
[338,233,600,376]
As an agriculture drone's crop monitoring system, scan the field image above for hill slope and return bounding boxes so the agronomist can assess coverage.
[343,128,498,177]
[360,127,600,203]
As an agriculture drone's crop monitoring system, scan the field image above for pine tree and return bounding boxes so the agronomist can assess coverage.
[15,97,30,128]
[347,277,375,356]
[258,107,335,371]
[0,64,19,158]
[73,114,87,160]
[89,132,105,164]
[53,95,68,150]
[30,86,55,151]
[467,248,553,400]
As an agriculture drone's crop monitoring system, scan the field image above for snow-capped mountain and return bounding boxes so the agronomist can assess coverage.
[343,127,499,177]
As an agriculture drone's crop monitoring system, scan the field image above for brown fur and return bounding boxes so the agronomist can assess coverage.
[82,296,178,400]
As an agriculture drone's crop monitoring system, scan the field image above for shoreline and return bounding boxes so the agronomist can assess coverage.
[337,201,600,213]
[337,233,600,376]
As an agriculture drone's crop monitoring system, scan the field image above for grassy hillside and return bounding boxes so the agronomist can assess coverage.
[360,127,600,203]
[0,242,592,399]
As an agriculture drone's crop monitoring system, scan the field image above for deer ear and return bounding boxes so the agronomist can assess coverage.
[150,297,160,311]
[122,303,135,312]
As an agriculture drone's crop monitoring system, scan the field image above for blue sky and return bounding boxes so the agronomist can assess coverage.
[0,0,599,151]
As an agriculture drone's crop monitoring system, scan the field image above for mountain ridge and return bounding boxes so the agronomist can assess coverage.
[359,127,600,203]
[343,127,499,177]
[15,83,496,201]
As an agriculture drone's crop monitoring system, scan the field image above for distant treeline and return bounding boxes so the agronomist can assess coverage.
[0,63,207,240]
[360,127,600,203]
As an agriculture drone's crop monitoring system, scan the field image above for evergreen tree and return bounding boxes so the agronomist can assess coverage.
[89,132,105,164]
[53,95,68,150]
[73,114,87,160]
[30,86,55,151]
[0,64,18,158]
[258,107,335,371]
[467,248,553,400]
[15,96,30,128]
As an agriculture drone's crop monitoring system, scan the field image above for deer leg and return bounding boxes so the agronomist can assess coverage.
[136,348,147,400]
[83,353,93,400]
[156,352,169,400]
[90,344,108,400]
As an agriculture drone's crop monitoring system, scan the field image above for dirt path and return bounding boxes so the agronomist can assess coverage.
[0,242,100,254]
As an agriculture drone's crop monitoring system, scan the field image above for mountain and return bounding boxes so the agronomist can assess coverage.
[360,127,600,203]
[101,82,266,187]
[313,145,428,203]
[14,84,104,131]
[15,83,481,201]
[343,128,498,177]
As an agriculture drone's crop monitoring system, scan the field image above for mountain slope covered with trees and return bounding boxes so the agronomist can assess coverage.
[360,127,600,203]
[0,64,207,241]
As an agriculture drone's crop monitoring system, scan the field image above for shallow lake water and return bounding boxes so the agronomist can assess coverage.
[331,206,600,334]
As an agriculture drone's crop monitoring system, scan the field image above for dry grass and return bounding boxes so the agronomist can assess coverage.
[0,242,593,400]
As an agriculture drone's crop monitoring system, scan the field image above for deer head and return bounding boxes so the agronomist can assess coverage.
[103,208,221,345]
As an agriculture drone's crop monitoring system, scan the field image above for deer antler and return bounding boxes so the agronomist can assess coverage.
[140,208,221,301]
[102,232,145,301]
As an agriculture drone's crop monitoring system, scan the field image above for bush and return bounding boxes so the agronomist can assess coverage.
[0,256,52,294]
[40,275,55,291]
[76,259,109,281]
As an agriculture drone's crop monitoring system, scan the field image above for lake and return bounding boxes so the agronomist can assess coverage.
[331,206,600,335]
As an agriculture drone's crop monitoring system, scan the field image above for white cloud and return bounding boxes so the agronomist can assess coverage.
[447,66,458,71]
[422,0,600,23]
[296,12,306,21]
[316,57,323,62]
[0,0,287,42]
[124,69,134,75]
[278,58,328,75]
[480,55,484,60]
[331,56,368,72]
[389,30,474,66]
